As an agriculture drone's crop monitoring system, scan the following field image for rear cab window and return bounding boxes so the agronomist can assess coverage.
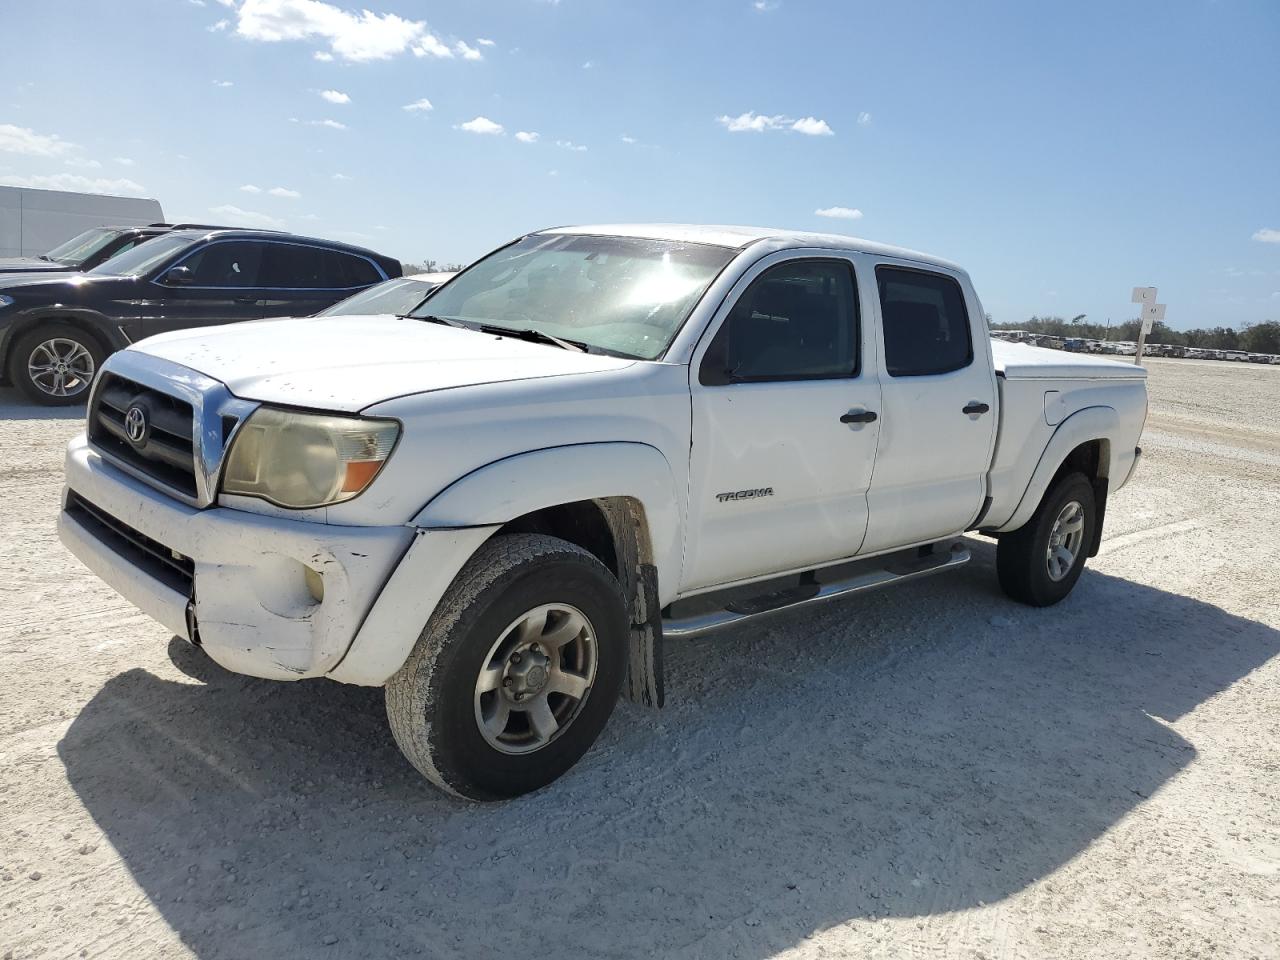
[876,266,973,377]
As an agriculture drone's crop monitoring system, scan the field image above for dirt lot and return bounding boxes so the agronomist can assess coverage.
[1,357,1277,960]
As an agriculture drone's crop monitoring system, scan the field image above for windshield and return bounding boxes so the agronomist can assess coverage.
[89,234,194,277]
[44,228,123,266]
[411,234,736,359]
[317,277,437,317]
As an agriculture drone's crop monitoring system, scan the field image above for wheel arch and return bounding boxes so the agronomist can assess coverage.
[1,310,121,380]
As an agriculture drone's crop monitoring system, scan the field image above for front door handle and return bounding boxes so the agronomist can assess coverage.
[840,409,878,424]
[963,401,990,415]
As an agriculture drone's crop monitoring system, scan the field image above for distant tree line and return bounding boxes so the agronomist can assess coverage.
[403,260,468,274]
[990,316,1280,354]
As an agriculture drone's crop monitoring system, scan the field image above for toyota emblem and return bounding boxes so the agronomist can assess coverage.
[124,405,148,445]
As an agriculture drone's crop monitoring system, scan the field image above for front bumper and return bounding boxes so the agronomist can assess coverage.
[58,434,414,680]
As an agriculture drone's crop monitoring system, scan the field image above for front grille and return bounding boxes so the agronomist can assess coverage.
[88,373,198,497]
[66,491,194,596]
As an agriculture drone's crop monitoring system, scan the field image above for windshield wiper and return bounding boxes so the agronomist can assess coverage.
[408,313,467,327]
[37,255,52,262]
[476,324,588,353]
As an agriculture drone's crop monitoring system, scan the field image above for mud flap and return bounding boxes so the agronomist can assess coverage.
[597,497,665,708]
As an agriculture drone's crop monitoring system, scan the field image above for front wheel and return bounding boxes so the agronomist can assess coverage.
[997,472,1096,607]
[9,323,106,406]
[385,534,628,800]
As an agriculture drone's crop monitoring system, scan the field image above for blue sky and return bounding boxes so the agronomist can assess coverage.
[3,0,1278,329]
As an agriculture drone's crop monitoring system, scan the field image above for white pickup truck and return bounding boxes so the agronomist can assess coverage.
[58,224,1147,800]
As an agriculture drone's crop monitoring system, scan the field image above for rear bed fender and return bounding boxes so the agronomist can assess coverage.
[989,406,1119,534]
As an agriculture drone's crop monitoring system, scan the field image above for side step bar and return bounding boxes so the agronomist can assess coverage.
[662,543,971,640]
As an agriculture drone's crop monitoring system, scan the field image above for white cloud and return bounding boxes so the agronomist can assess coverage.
[0,123,76,157]
[313,50,333,60]
[717,111,788,133]
[234,0,448,63]
[515,131,539,143]
[477,37,495,46]
[208,18,230,31]
[0,173,146,195]
[189,0,206,6]
[753,1,779,10]
[213,79,234,87]
[115,157,135,166]
[815,206,863,220]
[331,172,352,181]
[320,89,350,104]
[857,111,872,126]
[620,134,636,144]
[582,60,594,69]
[791,116,834,136]
[268,186,301,198]
[458,116,503,135]
[556,139,587,152]
[1252,228,1280,244]
[717,111,834,136]
[64,158,103,169]
[412,34,453,59]
[402,97,434,112]
[308,118,346,129]
[240,184,263,193]
[454,40,482,60]
[208,204,286,229]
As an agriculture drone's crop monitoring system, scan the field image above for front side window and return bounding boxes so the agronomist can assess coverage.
[876,266,973,377]
[412,234,736,359]
[89,233,194,277]
[700,259,859,384]
[180,241,263,288]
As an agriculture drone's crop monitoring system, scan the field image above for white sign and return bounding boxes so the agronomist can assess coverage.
[1141,317,1154,335]
[1142,303,1166,322]
[1131,286,1157,304]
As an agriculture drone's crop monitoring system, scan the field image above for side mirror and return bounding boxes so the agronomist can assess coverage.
[163,265,194,285]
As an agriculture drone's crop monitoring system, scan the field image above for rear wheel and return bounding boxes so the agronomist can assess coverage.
[385,534,628,800]
[9,323,106,406]
[997,472,1096,607]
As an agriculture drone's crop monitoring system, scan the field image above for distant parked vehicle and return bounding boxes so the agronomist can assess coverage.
[1271,355,1280,365]
[1247,353,1271,364]
[0,228,401,404]
[1221,350,1249,362]
[0,185,163,259]
[0,222,230,276]
[316,272,455,317]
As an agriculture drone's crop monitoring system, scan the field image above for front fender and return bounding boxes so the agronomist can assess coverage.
[990,406,1122,534]
[412,441,683,590]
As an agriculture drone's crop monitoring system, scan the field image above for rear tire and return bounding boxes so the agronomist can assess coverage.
[997,471,1096,607]
[385,533,628,801]
[9,323,106,406]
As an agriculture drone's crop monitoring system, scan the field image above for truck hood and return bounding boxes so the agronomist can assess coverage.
[0,257,69,275]
[991,340,1148,380]
[131,314,638,411]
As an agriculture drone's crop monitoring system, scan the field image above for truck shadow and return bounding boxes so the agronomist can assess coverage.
[58,545,1280,958]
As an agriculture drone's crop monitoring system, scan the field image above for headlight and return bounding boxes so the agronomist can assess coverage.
[0,295,14,309]
[221,407,400,509]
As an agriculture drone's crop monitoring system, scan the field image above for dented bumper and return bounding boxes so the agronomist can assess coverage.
[58,434,413,680]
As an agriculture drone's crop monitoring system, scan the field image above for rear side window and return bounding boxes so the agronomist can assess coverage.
[329,251,382,287]
[182,241,263,288]
[258,244,333,288]
[701,259,859,384]
[876,267,972,377]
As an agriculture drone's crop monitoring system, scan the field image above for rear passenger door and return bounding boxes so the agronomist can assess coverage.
[859,259,997,554]
[256,244,384,317]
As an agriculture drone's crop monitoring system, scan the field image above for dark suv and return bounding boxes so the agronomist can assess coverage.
[0,228,402,404]
[0,222,222,277]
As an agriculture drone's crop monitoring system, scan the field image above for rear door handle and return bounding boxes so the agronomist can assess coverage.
[840,409,878,424]
[963,402,990,415]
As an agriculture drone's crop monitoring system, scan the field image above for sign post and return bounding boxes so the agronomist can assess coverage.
[1131,286,1165,365]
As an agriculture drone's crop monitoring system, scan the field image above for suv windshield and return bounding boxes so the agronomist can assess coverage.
[89,234,195,277]
[44,228,124,266]
[318,277,437,317]
[411,234,736,359]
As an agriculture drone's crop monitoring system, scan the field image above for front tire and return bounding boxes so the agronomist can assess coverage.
[997,472,1096,607]
[9,323,106,406]
[385,533,628,800]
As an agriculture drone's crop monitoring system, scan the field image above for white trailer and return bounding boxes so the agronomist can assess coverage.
[0,186,163,258]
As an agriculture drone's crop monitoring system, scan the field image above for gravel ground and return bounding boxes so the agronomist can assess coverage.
[1,357,1277,960]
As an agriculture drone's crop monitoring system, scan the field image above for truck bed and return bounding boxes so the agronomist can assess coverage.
[991,340,1148,380]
